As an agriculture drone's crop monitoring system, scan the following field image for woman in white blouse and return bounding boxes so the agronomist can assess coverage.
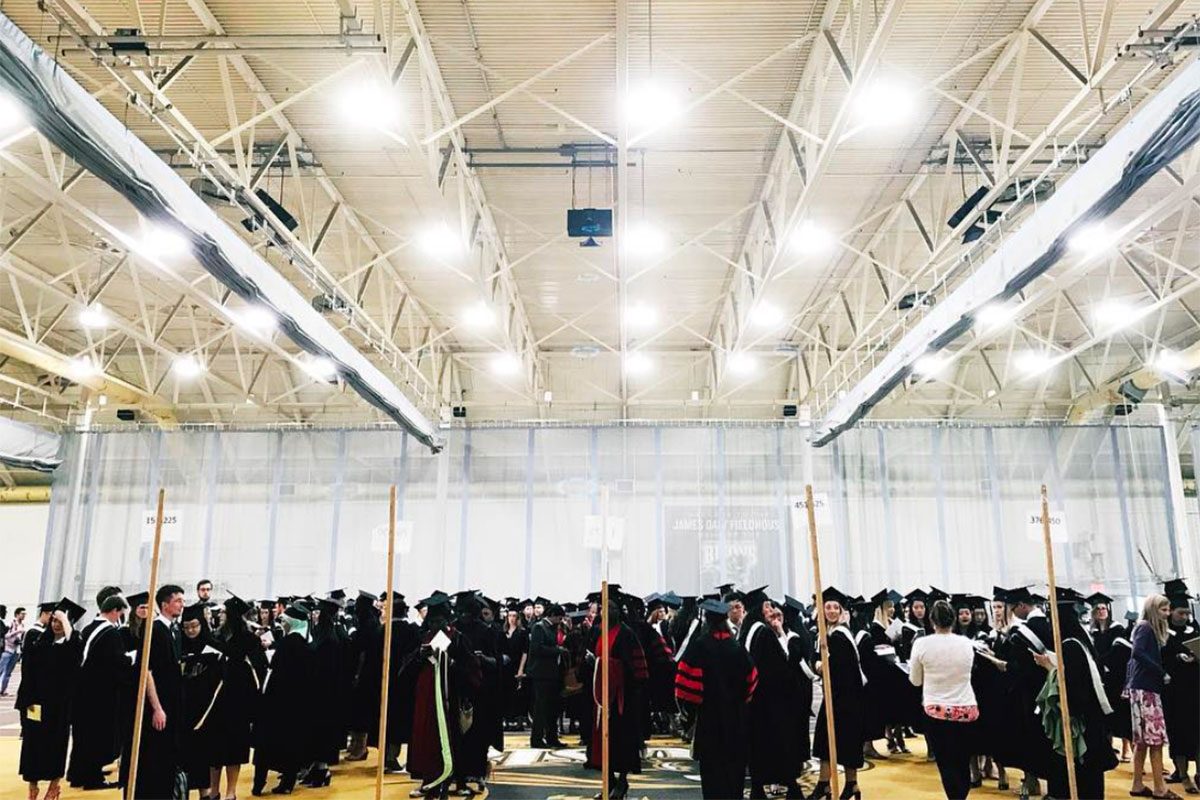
[909,599,979,800]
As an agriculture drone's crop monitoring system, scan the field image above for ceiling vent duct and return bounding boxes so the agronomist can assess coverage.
[813,52,1200,447]
[0,12,440,451]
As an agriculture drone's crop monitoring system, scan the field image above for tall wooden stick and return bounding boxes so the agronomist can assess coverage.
[600,483,611,800]
[805,485,840,800]
[126,488,165,800]
[1041,484,1078,800]
[375,485,398,800]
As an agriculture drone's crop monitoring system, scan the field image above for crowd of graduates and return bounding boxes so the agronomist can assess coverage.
[8,574,1199,800]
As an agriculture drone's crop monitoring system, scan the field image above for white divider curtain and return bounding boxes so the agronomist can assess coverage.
[40,422,1186,614]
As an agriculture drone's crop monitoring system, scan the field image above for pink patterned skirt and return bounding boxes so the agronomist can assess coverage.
[1124,688,1169,746]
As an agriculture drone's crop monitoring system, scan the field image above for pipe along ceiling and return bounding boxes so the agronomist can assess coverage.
[0,12,441,452]
[813,50,1200,447]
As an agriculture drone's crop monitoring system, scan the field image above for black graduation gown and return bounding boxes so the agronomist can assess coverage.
[1001,615,1056,777]
[859,627,921,730]
[67,620,127,786]
[1094,624,1132,741]
[1163,620,1200,763]
[383,618,424,746]
[741,620,806,785]
[895,621,926,663]
[132,618,185,799]
[348,617,381,733]
[17,629,82,781]
[970,649,1007,759]
[207,628,267,765]
[782,628,814,764]
[586,623,647,774]
[675,628,755,799]
[812,626,866,769]
[1046,637,1118,800]
[500,626,529,720]
[254,632,317,774]
[310,624,349,763]
[457,616,504,778]
[634,619,675,718]
[403,627,482,787]
[180,638,223,791]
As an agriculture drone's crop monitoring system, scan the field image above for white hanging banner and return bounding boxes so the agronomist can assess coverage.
[371,520,413,554]
[790,492,832,527]
[606,517,625,551]
[584,515,603,550]
[141,509,182,543]
[1025,508,1069,543]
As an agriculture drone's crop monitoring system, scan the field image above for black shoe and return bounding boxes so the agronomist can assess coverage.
[302,768,331,787]
[270,778,295,795]
[546,739,567,748]
[251,781,266,797]
[384,759,404,774]
[806,782,831,800]
[838,781,861,800]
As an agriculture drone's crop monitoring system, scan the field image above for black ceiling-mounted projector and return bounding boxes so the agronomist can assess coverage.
[567,208,613,240]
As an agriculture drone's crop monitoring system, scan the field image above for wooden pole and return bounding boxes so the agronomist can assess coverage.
[125,488,166,800]
[600,483,611,800]
[805,485,840,800]
[1041,484,1078,800]
[375,485,398,800]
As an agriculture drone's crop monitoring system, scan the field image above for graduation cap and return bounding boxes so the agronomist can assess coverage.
[662,591,684,609]
[968,595,988,611]
[533,596,552,608]
[870,589,891,607]
[37,600,58,615]
[419,593,452,611]
[567,609,590,622]
[127,591,151,608]
[1005,586,1035,605]
[282,603,310,621]
[950,593,972,611]
[259,599,275,611]
[928,586,950,603]
[318,596,344,614]
[182,602,208,623]
[992,586,1011,603]
[644,593,667,612]
[1053,586,1085,606]
[817,586,851,608]
[357,590,378,603]
[520,598,534,609]
[454,590,482,611]
[56,597,87,625]
[225,595,251,618]
[699,598,730,616]
[1169,594,1192,610]
[904,588,930,604]
[1029,591,1047,604]
[1124,610,1139,623]
[715,582,737,596]
[886,589,904,605]
[784,595,807,613]
[742,585,770,609]
[1163,578,1192,598]
[328,589,347,601]
[1085,592,1113,606]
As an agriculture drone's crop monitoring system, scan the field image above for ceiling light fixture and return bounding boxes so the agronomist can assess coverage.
[1015,351,1053,376]
[1155,349,1188,379]
[912,353,947,377]
[854,78,916,127]
[237,306,278,335]
[419,223,463,258]
[624,352,654,376]
[1092,298,1136,331]
[302,355,338,382]
[0,93,26,134]
[461,301,496,329]
[975,302,1017,330]
[172,354,205,379]
[491,352,521,376]
[624,82,682,131]
[727,351,758,376]
[338,83,400,130]
[67,356,100,380]
[750,301,785,328]
[790,220,833,255]
[78,303,109,329]
[138,224,190,260]
[1068,222,1116,256]
[624,222,667,257]
[626,302,658,329]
